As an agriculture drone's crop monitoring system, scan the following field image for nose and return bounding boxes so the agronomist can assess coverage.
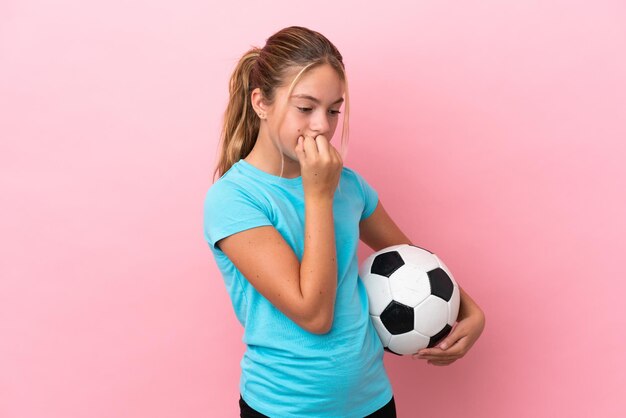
[309,111,331,136]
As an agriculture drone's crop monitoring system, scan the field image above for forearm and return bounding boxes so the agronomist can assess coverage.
[457,286,484,321]
[300,196,338,331]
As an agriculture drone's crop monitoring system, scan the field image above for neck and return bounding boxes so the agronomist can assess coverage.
[244,134,301,178]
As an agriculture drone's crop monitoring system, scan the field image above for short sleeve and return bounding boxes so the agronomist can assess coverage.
[203,181,273,251]
[351,169,379,221]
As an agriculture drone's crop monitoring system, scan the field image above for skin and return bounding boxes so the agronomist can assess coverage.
[245,63,485,365]
[242,63,345,333]
[245,63,345,186]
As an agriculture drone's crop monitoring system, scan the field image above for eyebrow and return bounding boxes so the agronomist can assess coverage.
[291,94,344,105]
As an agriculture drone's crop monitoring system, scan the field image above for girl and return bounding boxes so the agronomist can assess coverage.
[203,26,485,418]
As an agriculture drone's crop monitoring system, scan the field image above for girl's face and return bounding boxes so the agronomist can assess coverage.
[265,63,345,162]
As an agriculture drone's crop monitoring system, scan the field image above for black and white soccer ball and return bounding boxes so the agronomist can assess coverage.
[359,244,460,356]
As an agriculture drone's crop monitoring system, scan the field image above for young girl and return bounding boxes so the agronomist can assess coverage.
[204,26,485,418]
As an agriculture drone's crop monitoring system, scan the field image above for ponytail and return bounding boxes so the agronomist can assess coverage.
[212,48,261,182]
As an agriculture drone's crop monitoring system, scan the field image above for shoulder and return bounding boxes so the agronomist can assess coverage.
[341,165,365,184]
[203,164,263,212]
[341,165,359,176]
[341,165,377,191]
[202,175,274,251]
[204,176,235,202]
[204,176,259,211]
[339,165,379,218]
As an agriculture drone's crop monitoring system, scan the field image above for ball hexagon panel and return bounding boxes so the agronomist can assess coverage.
[360,271,393,316]
[388,330,430,355]
[398,244,439,271]
[380,301,414,335]
[387,264,431,308]
[413,295,449,336]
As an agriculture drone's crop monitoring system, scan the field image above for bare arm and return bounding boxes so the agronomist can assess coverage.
[359,200,414,251]
[299,195,337,333]
[360,199,485,364]
[359,199,482,309]
[217,200,336,335]
[217,133,341,335]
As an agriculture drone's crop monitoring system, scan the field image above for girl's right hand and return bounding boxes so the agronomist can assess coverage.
[295,134,343,200]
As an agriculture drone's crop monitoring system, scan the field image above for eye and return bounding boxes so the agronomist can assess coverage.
[296,107,342,117]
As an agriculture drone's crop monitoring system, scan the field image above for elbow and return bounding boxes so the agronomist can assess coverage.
[303,312,334,335]
[308,321,332,335]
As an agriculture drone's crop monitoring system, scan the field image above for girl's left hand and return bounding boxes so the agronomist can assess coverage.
[411,307,485,366]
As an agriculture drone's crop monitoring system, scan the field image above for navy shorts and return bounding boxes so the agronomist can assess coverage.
[239,394,397,418]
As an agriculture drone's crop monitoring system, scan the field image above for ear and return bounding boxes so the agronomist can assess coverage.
[250,88,270,116]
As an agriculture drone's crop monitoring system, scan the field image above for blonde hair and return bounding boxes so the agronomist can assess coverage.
[212,26,350,183]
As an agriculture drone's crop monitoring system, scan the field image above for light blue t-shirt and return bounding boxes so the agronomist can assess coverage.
[203,159,393,418]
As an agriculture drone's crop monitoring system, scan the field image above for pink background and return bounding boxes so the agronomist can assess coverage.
[2,1,625,417]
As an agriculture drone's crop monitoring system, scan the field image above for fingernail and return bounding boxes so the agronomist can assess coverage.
[440,343,448,350]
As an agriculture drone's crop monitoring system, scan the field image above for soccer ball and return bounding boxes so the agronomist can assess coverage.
[359,244,460,356]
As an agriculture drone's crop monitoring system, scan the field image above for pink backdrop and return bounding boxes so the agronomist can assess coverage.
[2,1,625,417]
